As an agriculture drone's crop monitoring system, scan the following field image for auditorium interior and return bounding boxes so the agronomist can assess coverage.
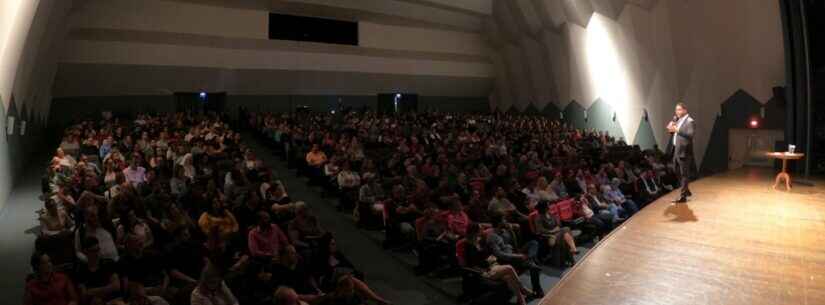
[1,1,823,305]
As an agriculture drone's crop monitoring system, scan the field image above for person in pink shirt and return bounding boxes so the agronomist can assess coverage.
[122,157,146,187]
[248,211,290,261]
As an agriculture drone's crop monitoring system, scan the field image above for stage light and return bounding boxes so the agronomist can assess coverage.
[585,15,633,137]
[749,118,759,128]
[199,92,207,99]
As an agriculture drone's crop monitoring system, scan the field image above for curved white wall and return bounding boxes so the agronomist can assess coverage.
[487,0,786,167]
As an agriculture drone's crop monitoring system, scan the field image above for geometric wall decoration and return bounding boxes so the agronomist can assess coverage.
[485,0,786,170]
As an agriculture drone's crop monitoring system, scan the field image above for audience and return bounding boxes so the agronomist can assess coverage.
[74,237,120,305]
[251,110,678,303]
[28,109,678,305]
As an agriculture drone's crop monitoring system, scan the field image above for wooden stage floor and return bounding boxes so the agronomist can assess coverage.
[539,167,825,305]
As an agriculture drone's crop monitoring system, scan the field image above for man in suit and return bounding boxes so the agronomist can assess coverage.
[667,102,695,203]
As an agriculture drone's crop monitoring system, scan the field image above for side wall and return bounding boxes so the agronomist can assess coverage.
[0,0,74,211]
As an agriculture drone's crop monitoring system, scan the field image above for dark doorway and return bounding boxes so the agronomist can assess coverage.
[174,92,226,114]
[377,93,418,115]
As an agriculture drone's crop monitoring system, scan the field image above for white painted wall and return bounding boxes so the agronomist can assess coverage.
[0,0,39,109]
[0,0,74,211]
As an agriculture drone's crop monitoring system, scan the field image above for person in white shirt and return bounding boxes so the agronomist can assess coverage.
[337,162,361,210]
[122,158,146,187]
[75,206,119,263]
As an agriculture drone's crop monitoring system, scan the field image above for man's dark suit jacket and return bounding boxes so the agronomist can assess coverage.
[673,115,695,160]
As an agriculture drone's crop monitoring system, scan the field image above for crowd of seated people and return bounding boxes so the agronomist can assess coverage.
[250,110,680,305]
[28,113,390,305]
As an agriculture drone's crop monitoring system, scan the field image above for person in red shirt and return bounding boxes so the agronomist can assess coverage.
[248,211,290,261]
[24,251,78,305]
[443,198,469,239]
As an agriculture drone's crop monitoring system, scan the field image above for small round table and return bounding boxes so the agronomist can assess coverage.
[765,152,805,191]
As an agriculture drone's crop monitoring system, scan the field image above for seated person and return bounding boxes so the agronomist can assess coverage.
[52,148,77,169]
[314,274,389,305]
[601,183,638,219]
[232,190,262,246]
[24,251,79,305]
[383,185,420,247]
[197,197,239,239]
[356,176,385,228]
[460,223,538,305]
[122,158,146,188]
[288,202,325,253]
[116,209,154,251]
[75,206,119,263]
[486,214,543,296]
[271,245,322,303]
[248,211,290,261]
[336,162,361,210]
[164,227,207,290]
[312,235,390,305]
[443,197,470,239]
[574,194,610,237]
[268,183,292,206]
[584,184,622,224]
[305,144,327,179]
[74,237,120,305]
[531,201,577,266]
[488,187,527,224]
[38,199,73,236]
[118,233,168,298]
[463,190,489,224]
[190,263,238,305]
[415,208,452,275]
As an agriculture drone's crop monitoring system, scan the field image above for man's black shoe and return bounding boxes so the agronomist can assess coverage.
[685,191,693,197]
[672,197,687,203]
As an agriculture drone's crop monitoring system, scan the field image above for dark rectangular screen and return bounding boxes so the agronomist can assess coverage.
[268,13,358,45]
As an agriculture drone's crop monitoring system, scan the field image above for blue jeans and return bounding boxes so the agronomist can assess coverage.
[621,200,639,217]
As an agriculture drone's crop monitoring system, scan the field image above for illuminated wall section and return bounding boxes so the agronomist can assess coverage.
[485,0,785,169]
[0,0,74,210]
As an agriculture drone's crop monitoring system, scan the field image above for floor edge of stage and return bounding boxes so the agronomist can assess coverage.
[538,167,825,305]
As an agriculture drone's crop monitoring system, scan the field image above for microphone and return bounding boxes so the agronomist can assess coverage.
[672,115,679,123]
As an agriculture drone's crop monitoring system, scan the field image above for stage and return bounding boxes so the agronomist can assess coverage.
[539,167,825,305]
